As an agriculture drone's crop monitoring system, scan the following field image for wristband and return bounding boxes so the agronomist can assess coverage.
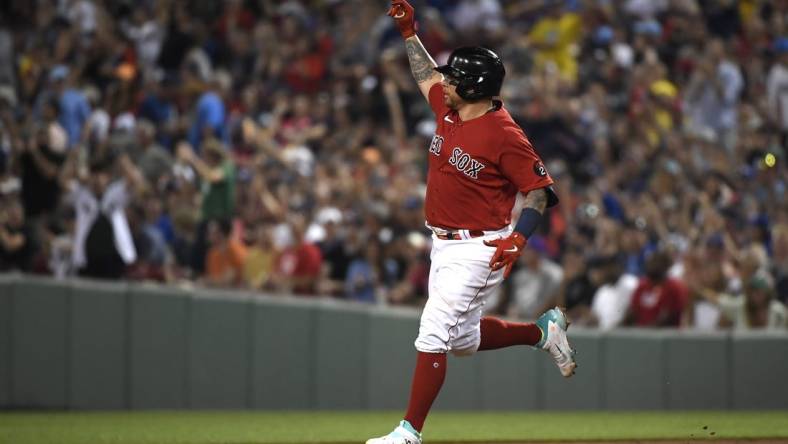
[513,208,542,239]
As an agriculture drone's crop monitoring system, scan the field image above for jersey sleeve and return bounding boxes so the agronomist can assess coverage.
[498,128,555,198]
[427,82,449,117]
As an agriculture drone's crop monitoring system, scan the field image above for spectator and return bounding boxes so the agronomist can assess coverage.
[526,2,583,83]
[139,197,170,270]
[505,237,563,320]
[0,200,34,271]
[345,239,381,304]
[715,271,787,330]
[0,24,15,102]
[590,255,639,330]
[767,37,788,144]
[316,216,353,297]
[120,4,165,76]
[176,139,235,273]
[242,223,277,291]
[186,74,227,151]
[772,224,788,305]
[15,98,68,220]
[556,248,597,326]
[626,251,688,327]
[449,0,504,35]
[70,156,144,279]
[178,139,235,223]
[272,216,323,296]
[684,39,743,151]
[81,86,111,149]
[128,119,173,186]
[48,65,91,148]
[204,218,246,288]
[681,244,726,330]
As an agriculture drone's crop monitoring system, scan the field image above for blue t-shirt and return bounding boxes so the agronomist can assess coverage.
[59,89,91,147]
[345,259,376,303]
[188,91,226,150]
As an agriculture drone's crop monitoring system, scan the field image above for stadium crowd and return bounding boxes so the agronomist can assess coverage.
[0,0,786,330]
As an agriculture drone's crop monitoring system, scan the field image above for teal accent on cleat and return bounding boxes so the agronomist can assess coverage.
[535,307,577,377]
[366,420,422,444]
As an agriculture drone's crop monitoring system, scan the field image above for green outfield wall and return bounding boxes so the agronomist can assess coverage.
[1,273,787,410]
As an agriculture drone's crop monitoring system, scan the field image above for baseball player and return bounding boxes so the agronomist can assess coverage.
[367,2,577,443]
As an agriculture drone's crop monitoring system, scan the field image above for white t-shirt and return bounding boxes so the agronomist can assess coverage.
[592,274,639,329]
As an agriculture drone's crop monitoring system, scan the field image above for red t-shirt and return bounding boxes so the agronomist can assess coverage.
[425,83,553,230]
[277,243,323,294]
[630,277,688,327]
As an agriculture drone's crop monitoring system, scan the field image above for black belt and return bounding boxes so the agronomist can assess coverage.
[434,229,485,240]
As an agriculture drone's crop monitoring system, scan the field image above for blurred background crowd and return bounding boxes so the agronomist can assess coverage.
[0,0,786,330]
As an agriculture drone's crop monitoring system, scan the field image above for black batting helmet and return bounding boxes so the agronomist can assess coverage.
[434,47,505,101]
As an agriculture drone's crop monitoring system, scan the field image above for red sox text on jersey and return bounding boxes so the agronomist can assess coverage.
[429,136,486,180]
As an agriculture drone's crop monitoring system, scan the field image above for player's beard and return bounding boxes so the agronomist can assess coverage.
[444,92,461,110]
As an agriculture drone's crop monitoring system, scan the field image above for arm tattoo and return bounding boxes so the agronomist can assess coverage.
[523,188,548,214]
[405,38,437,83]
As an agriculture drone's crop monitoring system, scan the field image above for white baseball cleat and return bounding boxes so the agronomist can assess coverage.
[366,420,422,444]
[536,307,577,378]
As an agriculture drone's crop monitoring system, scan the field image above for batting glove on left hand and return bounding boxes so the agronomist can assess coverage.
[387,0,418,39]
[484,232,527,279]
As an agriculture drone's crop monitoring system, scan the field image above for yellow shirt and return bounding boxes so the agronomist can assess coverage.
[528,13,582,82]
[243,247,275,289]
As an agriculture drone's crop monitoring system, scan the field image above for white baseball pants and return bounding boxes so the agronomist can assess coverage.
[414,227,511,356]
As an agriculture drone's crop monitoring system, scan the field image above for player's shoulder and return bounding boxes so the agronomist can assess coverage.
[493,107,533,147]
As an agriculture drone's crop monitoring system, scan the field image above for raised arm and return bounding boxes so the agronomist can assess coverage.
[388,0,442,100]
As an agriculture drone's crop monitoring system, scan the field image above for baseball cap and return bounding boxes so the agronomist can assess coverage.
[49,65,69,82]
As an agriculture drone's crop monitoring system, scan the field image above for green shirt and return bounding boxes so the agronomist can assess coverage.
[201,160,235,221]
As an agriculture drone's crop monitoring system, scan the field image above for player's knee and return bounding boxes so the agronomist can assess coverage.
[450,347,476,357]
[450,335,480,357]
[414,334,449,354]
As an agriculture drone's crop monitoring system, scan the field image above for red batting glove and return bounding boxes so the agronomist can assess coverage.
[484,232,527,279]
[387,0,417,39]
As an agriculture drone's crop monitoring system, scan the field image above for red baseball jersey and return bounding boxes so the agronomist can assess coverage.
[424,83,553,231]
